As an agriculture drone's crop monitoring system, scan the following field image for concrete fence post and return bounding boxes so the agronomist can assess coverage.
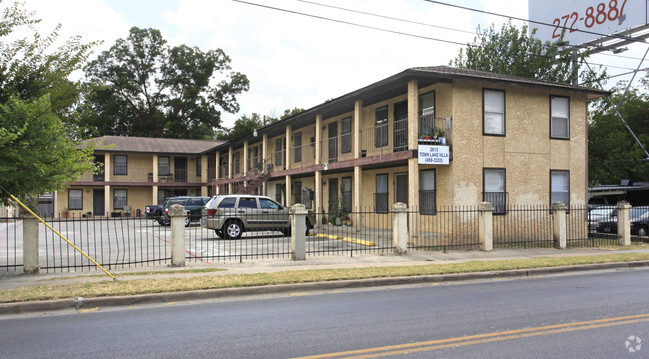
[291,204,307,260]
[22,215,39,274]
[169,204,186,267]
[478,202,494,252]
[552,202,567,249]
[617,201,632,246]
[392,202,408,255]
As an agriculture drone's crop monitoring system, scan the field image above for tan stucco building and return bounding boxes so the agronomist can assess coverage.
[58,66,608,219]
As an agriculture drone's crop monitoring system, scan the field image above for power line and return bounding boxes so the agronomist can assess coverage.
[421,0,649,47]
[233,0,643,76]
[296,0,476,36]
[232,0,470,47]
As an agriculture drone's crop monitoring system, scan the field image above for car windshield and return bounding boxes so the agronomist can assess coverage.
[167,198,186,207]
[590,208,613,216]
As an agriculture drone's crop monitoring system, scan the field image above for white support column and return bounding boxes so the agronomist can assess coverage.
[169,204,186,267]
[392,202,408,254]
[104,185,110,217]
[315,171,322,226]
[479,202,494,251]
[552,202,567,249]
[353,100,362,158]
[291,204,307,260]
[617,201,632,246]
[285,125,292,170]
[285,175,292,207]
[243,141,249,177]
[315,114,322,165]
[262,133,268,195]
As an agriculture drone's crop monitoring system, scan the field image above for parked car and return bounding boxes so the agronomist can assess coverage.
[631,207,649,237]
[597,207,649,235]
[587,206,615,231]
[145,204,164,220]
[200,194,315,239]
[159,196,210,226]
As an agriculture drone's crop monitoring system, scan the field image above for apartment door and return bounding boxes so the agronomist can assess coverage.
[328,178,339,215]
[395,173,408,205]
[93,189,104,216]
[394,101,408,152]
[174,157,187,182]
[328,122,338,162]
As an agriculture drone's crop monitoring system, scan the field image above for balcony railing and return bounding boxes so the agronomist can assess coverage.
[75,167,204,183]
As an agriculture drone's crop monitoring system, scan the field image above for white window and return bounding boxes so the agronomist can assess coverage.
[68,189,83,210]
[484,168,506,214]
[551,170,570,206]
[551,96,570,139]
[113,189,127,209]
[483,89,505,135]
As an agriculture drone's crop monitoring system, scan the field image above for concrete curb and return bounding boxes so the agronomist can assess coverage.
[2,260,649,315]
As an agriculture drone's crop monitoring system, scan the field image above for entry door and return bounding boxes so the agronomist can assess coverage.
[395,174,408,205]
[328,122,338,163]
[328,178,339,215]
[175,157,187,182]
[394,102,408,152]
[93,189,105,216]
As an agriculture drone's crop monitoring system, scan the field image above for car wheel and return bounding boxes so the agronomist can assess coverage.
[161,218,170,226]
[639,226,648,237]
[224,220,243,239]
[185,216,190,227]
[214,229,223,238]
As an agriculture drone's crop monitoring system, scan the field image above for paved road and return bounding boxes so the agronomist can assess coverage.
[2,268,649,358]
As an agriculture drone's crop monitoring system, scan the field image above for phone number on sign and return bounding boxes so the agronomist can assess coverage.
[551,0,628,39]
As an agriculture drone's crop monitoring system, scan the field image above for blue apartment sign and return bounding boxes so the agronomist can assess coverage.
[418,145,449,165]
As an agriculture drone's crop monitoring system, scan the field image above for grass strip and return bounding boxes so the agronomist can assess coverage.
[2,252,649,303]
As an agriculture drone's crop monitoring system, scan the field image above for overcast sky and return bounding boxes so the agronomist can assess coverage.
[11,0,649,129]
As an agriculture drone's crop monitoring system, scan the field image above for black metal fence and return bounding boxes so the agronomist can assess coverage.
[0,217,21,271]
[409,206,480,251]
[3,204,649,274]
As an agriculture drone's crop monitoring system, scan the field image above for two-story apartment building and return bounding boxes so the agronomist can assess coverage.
[207,66,608,219]
[57,137,221,217]
[61,66,607,221]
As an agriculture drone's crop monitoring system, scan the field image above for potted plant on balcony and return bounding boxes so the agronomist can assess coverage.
[434,129,446,145]
[420,130,430,141]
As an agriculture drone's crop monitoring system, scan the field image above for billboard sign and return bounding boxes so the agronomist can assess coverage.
[529,0,649,45]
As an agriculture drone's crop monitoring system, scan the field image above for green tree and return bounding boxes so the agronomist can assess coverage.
[216,113,264,141]
[588,84,649,185]
[0,96,96,205]
[80,27,250,139]
[451,21,604,84]
[0,1,98,204]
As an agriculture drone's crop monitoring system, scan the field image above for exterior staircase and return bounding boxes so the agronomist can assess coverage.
[241,159,273,194]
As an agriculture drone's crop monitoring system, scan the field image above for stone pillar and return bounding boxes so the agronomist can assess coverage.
[392,202,408,254]
[478,202,494,252]
[552,202,567,249]
[617,201,632,246]
[169,204,186,267]
[22,215,39,274]
[291,204,307,260]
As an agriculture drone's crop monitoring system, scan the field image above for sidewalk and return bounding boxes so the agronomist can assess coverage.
[2,247,649,314]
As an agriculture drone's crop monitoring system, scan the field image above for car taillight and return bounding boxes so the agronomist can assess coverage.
[165,208,169,214]
[208,209,217,216]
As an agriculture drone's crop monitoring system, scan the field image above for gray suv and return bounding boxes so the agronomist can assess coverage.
[201,194,315,239]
